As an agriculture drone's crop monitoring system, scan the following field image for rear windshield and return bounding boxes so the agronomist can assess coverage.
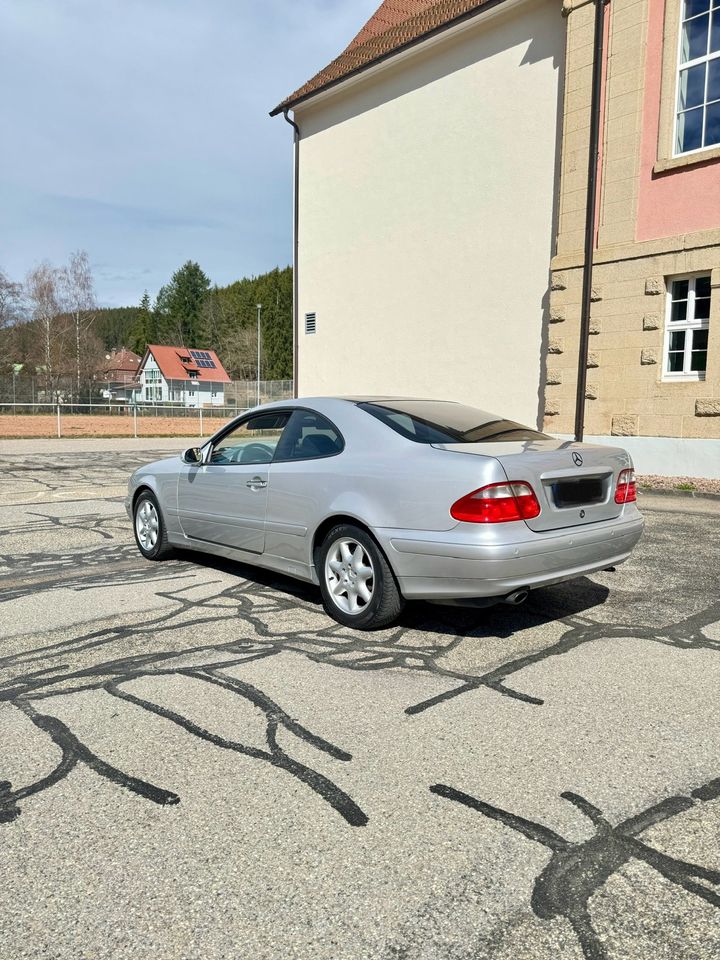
[358,401,549,444]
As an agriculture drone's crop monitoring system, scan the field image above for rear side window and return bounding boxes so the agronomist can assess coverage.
[358,401,549,444]
[275,410,344,460]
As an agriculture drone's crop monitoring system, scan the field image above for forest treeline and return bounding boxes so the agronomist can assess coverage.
[0,255,293,397]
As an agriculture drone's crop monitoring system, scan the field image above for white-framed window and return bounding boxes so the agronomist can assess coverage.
[675,0,720,155]
[145,386,153,400]
[663,274,711,379]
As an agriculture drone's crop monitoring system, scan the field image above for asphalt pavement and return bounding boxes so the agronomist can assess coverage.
[0,443,718,960]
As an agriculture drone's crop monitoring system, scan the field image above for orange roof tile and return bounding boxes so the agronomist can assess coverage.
[271,0,498,115]
[98,348,141,378]
[344,1,439,51]
[142,345,231,383]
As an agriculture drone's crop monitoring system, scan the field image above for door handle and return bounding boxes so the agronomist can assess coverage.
[246,477,267,489]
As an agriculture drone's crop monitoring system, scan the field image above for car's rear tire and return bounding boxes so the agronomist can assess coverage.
[133,490,174,561]
[318,523,405,630]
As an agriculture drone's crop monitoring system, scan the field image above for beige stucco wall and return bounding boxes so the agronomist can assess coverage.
[294,0,565,427]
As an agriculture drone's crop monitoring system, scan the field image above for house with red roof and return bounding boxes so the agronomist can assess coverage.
[98,348,142,385]
[95,348,142,402]
[137,345,231,407]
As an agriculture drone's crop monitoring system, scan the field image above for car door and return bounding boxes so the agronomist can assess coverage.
[264,409,346,565]
[177,411,292,554]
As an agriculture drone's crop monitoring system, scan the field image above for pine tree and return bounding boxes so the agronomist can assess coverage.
[163,261,211,347]
[128,290,156,353]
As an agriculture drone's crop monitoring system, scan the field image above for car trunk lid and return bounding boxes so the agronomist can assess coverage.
[432,438,633,532]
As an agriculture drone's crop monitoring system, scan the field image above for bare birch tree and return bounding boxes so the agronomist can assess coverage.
[60,250,97,398]
[0,268,22,332]
[25,262,63,399]
[219,326,258,380]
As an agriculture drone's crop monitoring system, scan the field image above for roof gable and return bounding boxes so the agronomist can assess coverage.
[99,348,141,374]
[271,0,496,115]
[140,345,231,383]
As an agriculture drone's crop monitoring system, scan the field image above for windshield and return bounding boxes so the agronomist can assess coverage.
[358,400,549,444]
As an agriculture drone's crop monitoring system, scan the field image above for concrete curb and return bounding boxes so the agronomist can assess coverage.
[638,486,720,502]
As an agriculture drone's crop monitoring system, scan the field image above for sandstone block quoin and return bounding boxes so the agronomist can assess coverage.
[591,284,602,302]
[641,348,658,365]
[695,399,720,416]
[548,338,564,354]
[589,318,601,335]
[643,313,660,331]
[586,352,599,368]
[546,368,563,385]
[585,382,598,400]
[545,401,560,417]
[549,308,566,324]
[611,415,638,436]
[645,277,664,296]
[551,272,568,291]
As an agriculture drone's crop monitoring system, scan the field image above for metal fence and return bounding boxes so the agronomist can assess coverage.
[0,378,295,440]
[0,376,294,407]
[226,380,294,407]
[0,402,253,439]
[0,376,103,405]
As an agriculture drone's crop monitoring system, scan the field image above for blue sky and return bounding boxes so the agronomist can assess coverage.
[0,0,378,306]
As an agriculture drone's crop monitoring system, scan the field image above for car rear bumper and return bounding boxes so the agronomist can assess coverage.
[377,509,644,600]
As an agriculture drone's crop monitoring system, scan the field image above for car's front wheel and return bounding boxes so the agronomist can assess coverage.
[133,490,174,561]
[318,524,404,630]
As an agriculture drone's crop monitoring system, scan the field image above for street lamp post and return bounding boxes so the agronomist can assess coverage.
[11,363,22,411]
[256,303,262,406]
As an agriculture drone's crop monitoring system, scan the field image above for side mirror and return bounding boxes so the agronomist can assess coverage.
[182,447,203,465]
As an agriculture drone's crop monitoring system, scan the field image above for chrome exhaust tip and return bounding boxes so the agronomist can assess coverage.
[503,589,529,606]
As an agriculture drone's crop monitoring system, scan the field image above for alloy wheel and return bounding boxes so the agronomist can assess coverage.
[324,538,375,615]
[135,499,159,552]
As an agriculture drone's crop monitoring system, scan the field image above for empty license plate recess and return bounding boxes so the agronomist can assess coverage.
[552,477,605,508]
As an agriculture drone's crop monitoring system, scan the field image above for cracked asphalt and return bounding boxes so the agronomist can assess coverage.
[0,440,718,960]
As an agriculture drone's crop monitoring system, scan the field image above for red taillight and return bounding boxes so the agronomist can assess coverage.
[451,482,541,524]
[615,468,637,504]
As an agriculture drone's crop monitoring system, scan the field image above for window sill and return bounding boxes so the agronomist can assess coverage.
[661,373,706,383]
[654,145,720,174]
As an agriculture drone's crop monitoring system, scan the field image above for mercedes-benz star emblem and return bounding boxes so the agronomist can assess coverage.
[572,452,584,466]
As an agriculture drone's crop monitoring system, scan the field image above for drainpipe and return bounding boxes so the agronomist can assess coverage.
[574,0,609,442]
[283,108,300,399]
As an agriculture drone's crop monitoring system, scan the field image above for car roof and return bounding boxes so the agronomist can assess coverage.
[333,396,461,404]
[249,396,465,416]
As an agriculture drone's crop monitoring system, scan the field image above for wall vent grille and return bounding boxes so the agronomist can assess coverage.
[305,312,317,334]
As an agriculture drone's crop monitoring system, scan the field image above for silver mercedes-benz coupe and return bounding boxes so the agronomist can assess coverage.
[126,397,644,629]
